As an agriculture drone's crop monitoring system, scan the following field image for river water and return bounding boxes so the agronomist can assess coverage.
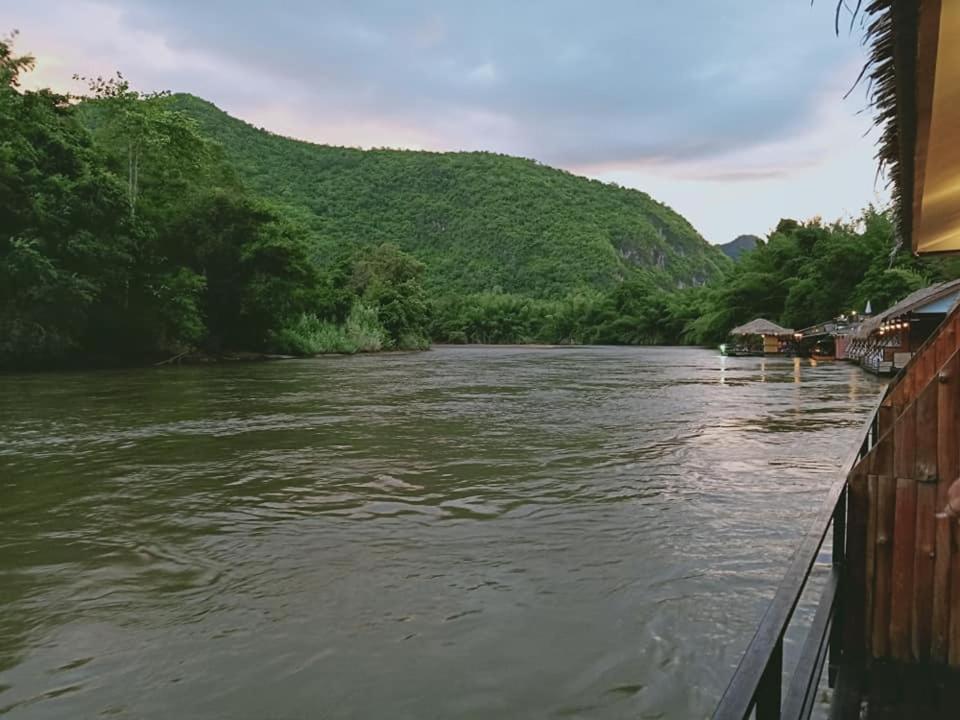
[0,347,883,719]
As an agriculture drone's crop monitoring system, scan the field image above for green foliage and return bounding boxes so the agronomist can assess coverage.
[679,208,960,344]
[165,191,320,350]
[162,93,731,299]
[344,243,431,349]
[270,303,387,355]
[12,32,959,366]
[0,35,438,367]
[77,74,212,221]
[0,36,132,365]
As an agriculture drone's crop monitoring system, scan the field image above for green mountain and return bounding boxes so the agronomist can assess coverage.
[164,94,730,299]
[718,234,762,261]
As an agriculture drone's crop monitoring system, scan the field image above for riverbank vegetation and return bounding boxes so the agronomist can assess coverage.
[4,33,960,369]
[0,36,431,368]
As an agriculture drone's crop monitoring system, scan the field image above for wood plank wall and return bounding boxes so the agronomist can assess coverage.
[848,307,960,666]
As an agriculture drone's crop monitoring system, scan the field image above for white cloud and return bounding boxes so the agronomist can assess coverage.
[467,62,496,85]
[3,0,884,244]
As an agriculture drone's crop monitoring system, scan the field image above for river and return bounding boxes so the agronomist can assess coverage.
[0,347,884,719]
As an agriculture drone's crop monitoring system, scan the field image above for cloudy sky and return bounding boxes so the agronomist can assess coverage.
[5,0,886,243]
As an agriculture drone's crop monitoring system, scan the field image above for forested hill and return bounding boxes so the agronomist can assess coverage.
[718,234,761,261]
[164,93,730,298]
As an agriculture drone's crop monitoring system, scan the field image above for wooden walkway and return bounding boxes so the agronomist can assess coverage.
[831,662,960,719]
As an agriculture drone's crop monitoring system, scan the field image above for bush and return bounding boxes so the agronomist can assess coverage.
[269,302,387,355]
[342,302,387,352]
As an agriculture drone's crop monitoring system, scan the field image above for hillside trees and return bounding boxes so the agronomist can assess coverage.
[0,35,132,365]
[0,35,432,367]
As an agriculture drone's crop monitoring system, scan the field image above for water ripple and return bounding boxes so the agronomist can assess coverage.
[0,348,884,720]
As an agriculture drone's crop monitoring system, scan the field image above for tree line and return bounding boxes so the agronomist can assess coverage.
[4,33,958,370]
[430,209,960,346]
[1,35,429,369]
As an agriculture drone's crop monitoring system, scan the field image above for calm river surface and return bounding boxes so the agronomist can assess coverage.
[0,347,884,719]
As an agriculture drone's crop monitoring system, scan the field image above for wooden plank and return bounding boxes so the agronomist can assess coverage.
[868,433,893,480]
[937,352,960,502]
[924,346,937,391]
[913,482,937,661]
[873,475,897,659]
[902,367,915,410]
[894,404,916,480]
[878,403,894,441]
[936,320,955,370]
[845,474,869,660]
[951,522,960,667]
[915,380,939,481]
[933,351,960,662]
[933,515,953,663]
[890,477,919,661]
[865,474,879,656]
[911,379,940,662]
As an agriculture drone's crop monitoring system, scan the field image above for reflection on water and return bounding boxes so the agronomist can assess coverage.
[0,347,883,719]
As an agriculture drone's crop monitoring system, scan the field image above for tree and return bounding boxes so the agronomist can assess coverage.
[169,191,319,351]
[0,33,132,367]
[77,74,209,221]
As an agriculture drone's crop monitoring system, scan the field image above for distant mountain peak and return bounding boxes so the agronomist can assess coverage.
[717,234,761,261]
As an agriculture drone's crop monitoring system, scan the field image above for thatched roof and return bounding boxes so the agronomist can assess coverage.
[855,0,920,246]
[729,318,794,336]
[836,0,919,246]
[854,279,960,338]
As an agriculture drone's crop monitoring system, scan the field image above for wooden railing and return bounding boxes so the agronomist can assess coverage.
[711,389,887,720]
[847,307,960,665]
[713,304,960,720]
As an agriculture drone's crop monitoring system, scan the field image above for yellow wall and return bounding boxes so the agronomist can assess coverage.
[916,0,960,253]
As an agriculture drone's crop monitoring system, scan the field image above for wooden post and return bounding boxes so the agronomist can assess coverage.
[865,475,879,657]
[913,482,937,661]
[933,515,953,662]
[890,477,918,661]
[951,522,960,666]
[914,381,939,482]
[912,381,939,660]
[845,474,869,660]
[873,475,897,658]
[894,403,916,480]
[933,352,959,662]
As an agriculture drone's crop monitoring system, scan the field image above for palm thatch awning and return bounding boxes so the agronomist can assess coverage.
[859,0,960,253]
[854,278,960,338]
[729,319,795,336]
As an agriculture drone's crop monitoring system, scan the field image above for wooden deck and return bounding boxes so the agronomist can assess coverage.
[832,661,960,719]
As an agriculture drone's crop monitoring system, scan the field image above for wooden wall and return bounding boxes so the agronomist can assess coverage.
[847,307,960,665]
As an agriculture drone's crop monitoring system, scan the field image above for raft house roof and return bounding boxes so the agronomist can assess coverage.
[853,278,960,339]
[728,319,795,337]
[864,0,960,254]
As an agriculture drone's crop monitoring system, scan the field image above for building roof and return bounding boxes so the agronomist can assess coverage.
[729,318,794,336]
[859,0,960,253]
[854,278,960,338]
